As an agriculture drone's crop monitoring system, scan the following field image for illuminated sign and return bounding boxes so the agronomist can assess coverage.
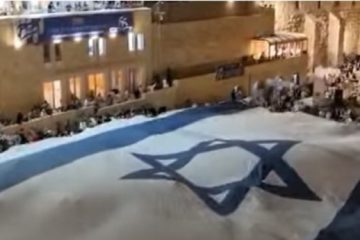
[16,11,133,44]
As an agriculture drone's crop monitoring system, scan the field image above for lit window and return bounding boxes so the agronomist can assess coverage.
[98,37,106,56]
[136,33,144,51]
[88,37,106,57]
[88,73,105,96]
[128,31,135,52]
[43,80,62,109]
[69,77,81,98]
[88,38,96,57]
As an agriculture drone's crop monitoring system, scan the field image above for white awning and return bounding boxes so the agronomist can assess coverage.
[253,32,307,45]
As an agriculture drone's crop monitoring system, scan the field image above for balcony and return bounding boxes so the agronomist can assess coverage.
[0,1,144,19]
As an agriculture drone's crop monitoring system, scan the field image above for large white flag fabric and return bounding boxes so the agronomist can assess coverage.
[0,104,359,240]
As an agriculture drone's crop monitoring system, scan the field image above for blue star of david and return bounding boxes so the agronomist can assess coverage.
[121,139,321,216]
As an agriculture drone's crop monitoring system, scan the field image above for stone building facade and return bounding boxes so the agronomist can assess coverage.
[261,1,360,69]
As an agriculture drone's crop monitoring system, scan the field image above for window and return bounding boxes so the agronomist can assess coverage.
[88,73,105,96]
[43,43,51,63]
[43,80,62,109]
[88,38,96,57]
[88,37,106,57]
[98,37,106,56]
[128,31,135,52]
[69,76,81,98]
[136,33,144,51]
[317,1,321,9]
[295,1,299,10]
[334,1,340,7]
[352,1,356,6]
[54,43,62,61]
[111,70,124,90]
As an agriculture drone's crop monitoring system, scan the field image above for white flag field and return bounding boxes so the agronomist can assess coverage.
[0,104,359,240]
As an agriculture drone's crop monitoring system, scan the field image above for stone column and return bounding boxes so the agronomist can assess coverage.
[304,14,317,71]
[342,10,360,55]
[327,12,344,66]
[273,2,297,31]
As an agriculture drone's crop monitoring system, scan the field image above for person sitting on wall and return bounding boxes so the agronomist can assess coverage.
[69,94,82,110]
[84,91,96,107]
[231,85,242,103]
[123,90,130,101]
[134,85,142,99]
[113,89,123,103]
[105,93,114,106]
[153,74,163,90]
[16,112,24,125]
[166,68,174,87]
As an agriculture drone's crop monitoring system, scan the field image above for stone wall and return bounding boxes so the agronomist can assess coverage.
[153,10,274,72]
[175,55,308,106]
[263,1,360,69]
[340,9,360,54]
[0,9,153,117]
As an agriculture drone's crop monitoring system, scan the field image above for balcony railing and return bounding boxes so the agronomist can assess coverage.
[0,1,144,17]
[171,51,308,79]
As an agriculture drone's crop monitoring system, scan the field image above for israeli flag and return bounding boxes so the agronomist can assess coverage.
[0,105,359,240]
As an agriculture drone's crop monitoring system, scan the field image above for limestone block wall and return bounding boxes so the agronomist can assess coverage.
[340,9,360,54]
[153,11,275,72]
[263,1,360,68]
[311,11,329,66]
[175,55,307,105]
[0,9,153,116]
[327,12,344,66]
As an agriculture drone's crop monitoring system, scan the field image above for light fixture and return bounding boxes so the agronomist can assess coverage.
[74,34,83,43]
[52,37,62,44]
[90,32,99,40]
[128,31,135,52]
[14,37,23,50]
[109,27,118,39]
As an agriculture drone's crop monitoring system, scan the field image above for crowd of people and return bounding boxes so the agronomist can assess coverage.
[8,86,143,127]
[0,72,174,153]
[1,68,173,128]
[244,73,312,113]
[0,103,167,153]
[3,63,360,154]
[311,54,360,123]
[0,1,143,16]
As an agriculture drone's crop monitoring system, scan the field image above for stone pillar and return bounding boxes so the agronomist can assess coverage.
[342,10,360,55]
[304,14,317,71]
[273,2,297,31]
[327,12,344,66]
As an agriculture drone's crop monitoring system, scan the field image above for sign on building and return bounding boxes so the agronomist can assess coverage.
[15,11,133,44]
[215,62,244,80]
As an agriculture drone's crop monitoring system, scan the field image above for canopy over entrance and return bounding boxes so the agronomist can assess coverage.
[251,32,308,60]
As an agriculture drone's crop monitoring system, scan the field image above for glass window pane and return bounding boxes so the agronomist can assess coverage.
[53,80,62,109]
[43,82,54,107]
[98,37,106,56]
[136,33,144,51]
